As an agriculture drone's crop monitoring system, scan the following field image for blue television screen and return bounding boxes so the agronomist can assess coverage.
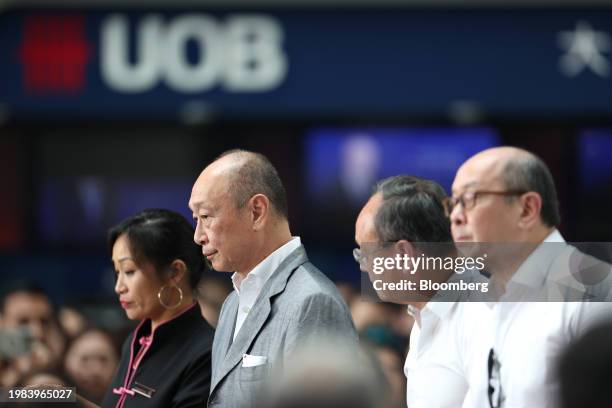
[304,127,500,206]
[579,130,612,190]
[38,177,194,246]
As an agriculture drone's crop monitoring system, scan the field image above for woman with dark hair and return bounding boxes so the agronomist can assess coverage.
[90,209,214,408]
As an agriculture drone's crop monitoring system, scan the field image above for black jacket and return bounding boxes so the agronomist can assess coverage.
[101,304,213,408]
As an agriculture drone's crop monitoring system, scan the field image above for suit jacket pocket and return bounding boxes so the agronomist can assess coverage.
[238,362,270,382]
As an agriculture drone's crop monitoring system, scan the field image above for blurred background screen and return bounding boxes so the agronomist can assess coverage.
[305,127,500,206]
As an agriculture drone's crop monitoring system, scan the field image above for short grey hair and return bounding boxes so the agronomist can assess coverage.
[501,153,561,227]
[216,149,289,220]
[373,175,453,244]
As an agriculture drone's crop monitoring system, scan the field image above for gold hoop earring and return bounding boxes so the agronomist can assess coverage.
[157,284,183,309]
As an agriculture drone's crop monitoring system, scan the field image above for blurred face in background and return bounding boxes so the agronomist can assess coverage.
[196,277,231,328]
[64,330,118,402]
[58,307,87,339]
[20,372,66,388]
[2,292,65,372]
[3,292,53,344]
[112,234,166,323]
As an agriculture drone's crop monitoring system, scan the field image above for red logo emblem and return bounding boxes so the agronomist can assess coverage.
[18,14,92,94]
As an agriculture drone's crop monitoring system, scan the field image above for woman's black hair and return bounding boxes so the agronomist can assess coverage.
[108,209,205,291]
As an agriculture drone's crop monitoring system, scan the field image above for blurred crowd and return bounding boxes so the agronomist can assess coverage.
[0,277,410,407]
[0,275,228,403]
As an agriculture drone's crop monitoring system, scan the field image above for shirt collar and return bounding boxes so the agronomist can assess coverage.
[231,237,302,294]
[407,292,456,324]
[504,229,566,296]
[423,301,455,321]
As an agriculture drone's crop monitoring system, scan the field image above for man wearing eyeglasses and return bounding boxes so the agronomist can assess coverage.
[448,146,612,408]
[355,175,488,408]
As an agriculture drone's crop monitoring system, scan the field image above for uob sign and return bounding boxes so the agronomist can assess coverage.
[101,13,288,93]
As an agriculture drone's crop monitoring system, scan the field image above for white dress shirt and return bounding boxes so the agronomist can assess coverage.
[462,230,612,408]
[231,237,301,341]
[405,271,490,408]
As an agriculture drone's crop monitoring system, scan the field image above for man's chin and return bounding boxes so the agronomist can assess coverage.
[210,261,233,273]
[374,290,398,304]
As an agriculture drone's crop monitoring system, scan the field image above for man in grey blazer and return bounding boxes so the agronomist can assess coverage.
[189,149,358,408]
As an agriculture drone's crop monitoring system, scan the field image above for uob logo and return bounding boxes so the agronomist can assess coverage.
[19,14,92,94]
[101,13,288,93]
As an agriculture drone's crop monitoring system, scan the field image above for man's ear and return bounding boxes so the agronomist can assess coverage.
[169,259,188,286]
[249,194,270,230]
[518,192,542,229]
[395,240,416,257]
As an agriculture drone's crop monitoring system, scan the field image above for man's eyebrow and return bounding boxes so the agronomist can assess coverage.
[452,181,478,193]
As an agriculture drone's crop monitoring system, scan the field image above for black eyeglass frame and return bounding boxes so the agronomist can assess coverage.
[443,190,528,217]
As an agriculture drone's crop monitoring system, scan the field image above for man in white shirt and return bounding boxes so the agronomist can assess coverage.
[447,146,612,408]
[190,149,357,408]
[355,175,487,408]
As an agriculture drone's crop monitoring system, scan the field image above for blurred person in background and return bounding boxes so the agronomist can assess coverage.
[79,208,214,408]
[260,336,386,408]
[339,134,382,205]
[355,175,486,408]
[335,281,358,309]
[0,282,66,388]
[17,369,68,388]
[360,325,407,408]
[13,370,72,408]
[58,305,88,340]
[190,150,357,407]
[350,300,393,333]
[64,328,119,404]
[558,319,612,408]
[388,305,415,340]
[448,147,612,408]
[195,275,232,328]
[350,299,414,342]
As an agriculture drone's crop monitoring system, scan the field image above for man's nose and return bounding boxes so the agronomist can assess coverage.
[450,204,466,226]
[193,222,208,246]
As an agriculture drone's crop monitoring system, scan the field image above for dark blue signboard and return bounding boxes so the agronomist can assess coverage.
[0,8,611,119]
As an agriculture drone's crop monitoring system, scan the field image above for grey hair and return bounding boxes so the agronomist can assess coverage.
[373,175,453,244]
[216,149,289,220]
[501,153,561,227]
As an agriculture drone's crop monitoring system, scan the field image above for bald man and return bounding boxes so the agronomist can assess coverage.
[189,149,357,408]
[446,147,612,408]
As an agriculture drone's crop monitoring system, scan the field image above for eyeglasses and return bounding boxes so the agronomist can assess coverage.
[443,190,527,217]
[353,242,394,266]
[353,248,365,265]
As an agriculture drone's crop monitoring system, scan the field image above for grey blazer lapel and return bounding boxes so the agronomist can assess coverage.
[211,246,309,391]
[211,293,238,389]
